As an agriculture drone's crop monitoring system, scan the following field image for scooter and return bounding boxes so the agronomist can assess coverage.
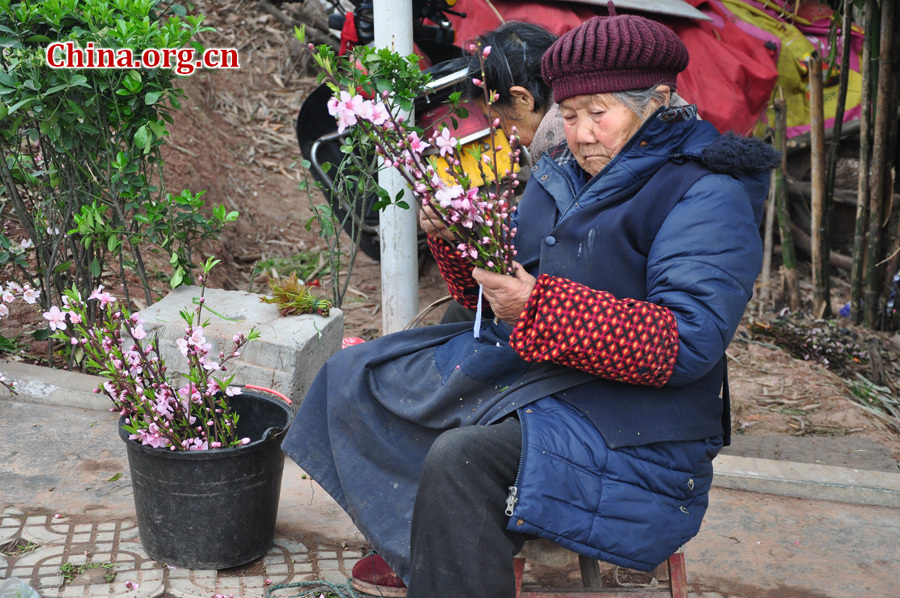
[295,0,504,261]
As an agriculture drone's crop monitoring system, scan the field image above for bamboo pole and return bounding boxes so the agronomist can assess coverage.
[808,51,831,319]
[883,10,900,329]
[850,0,876,325]
[773,90,800,311]
[824,0,853,236]
[863,0,894,328]
[759,169,777,313]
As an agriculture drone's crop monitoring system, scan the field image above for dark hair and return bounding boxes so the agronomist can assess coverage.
[460,21,557,112]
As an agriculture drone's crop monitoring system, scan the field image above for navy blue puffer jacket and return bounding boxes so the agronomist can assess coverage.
[505,106,778,570]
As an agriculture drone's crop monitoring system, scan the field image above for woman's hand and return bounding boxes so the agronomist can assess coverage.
[472,263,536,324]
[419,203,453,241]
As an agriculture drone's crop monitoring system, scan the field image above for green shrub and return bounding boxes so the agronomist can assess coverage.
[0,0,237,320]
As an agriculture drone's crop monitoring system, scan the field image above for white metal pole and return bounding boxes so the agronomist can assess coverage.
[374,0,418,334]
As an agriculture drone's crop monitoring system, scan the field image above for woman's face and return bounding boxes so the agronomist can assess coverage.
[558,93,648,177]
[476,87,546,148]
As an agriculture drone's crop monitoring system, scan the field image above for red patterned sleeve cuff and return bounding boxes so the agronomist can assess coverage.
[427,236,479,311]
[509,274,679,387]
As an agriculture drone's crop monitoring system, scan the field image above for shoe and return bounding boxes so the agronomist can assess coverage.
[350,553,408,597]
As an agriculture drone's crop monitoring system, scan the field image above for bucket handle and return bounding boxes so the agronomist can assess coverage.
[242,384,293,405]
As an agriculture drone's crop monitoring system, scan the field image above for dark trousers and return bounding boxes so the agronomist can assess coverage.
[407,416,527,598]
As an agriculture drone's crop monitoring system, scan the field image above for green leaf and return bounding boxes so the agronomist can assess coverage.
[107,472,122,482]
[90,258,101,277]
[170,267,184,288]
[0,38,23,50]
[43,83,68,95]
[144,91,161,105]
[32,328,53,341]
[25,34,53,43]
[6,98,34,115]
[53,261,72,274]
[107,236,119,252]
[134,124,150,150]
[148,121,166,137]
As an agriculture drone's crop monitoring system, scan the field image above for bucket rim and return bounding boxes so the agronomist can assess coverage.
[117,388,294,458]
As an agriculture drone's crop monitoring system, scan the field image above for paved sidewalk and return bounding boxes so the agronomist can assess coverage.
[1,509,365,598]
[2,363,899,597]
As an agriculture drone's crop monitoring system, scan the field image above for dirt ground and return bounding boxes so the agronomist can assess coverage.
[4,0,900,467]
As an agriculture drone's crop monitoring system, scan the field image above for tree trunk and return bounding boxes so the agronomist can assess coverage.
[825,0,854,205]
[809,51,830,319]
[883,14,900,329]
[759,170,777,313]
[851,0,876,324]
[773,91,801,310]
[864,0,895,328]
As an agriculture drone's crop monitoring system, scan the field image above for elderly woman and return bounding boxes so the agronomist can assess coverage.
[282,10,779,598]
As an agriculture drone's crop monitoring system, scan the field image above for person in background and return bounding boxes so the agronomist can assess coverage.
[459,21,561,158]
[282,9,780,598]
[437,21,559,324]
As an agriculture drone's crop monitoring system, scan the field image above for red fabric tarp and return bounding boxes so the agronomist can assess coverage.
[447,0,781,135]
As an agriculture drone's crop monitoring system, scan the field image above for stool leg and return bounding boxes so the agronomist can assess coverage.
[667,550,688,598]
[514,556,526,598]
[577,554,604,587]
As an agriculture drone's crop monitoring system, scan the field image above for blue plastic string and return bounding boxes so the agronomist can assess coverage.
[474,284,484,339]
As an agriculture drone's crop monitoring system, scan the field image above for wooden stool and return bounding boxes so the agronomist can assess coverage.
[514,541,688,598]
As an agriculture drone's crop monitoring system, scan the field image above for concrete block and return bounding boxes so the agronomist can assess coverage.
[138,286,343,407]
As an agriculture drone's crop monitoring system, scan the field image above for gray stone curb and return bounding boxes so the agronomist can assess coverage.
[712,453,900,509]
[0,361,109,412]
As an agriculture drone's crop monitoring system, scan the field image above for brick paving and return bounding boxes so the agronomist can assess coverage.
[0,508,366,598]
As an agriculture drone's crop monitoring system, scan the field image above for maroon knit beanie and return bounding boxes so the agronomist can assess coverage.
[542,6,689,103]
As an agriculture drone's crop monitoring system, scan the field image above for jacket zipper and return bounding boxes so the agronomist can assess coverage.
[505,409,529,516]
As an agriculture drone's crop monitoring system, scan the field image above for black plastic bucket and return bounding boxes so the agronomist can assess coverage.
[119,388,294,569]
